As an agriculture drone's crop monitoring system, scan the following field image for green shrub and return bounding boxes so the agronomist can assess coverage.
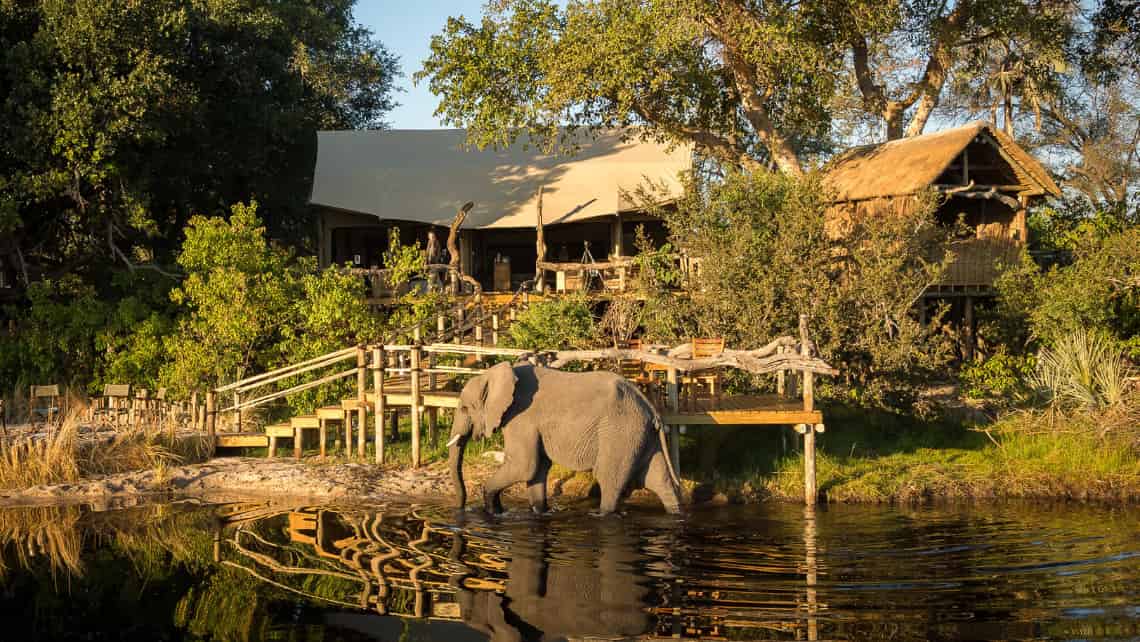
[1032,329,1133,410]
[959,351,1036,400]
[505,294,595,351]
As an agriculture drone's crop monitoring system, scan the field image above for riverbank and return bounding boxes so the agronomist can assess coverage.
[3,403,1137,507]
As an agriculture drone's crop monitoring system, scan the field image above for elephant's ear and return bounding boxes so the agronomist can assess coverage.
[480,362,516,437]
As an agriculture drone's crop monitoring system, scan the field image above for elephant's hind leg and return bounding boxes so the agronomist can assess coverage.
[644,450,682,514]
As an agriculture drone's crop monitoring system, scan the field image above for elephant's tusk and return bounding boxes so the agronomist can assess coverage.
[446,434,462,447]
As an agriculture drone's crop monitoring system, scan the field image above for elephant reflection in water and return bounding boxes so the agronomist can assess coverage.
[453,519,653,642]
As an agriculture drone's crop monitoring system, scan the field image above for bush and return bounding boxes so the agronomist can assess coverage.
[995,227,1140,358]
[505,294,595,351]
[959,351,1036,400]
[646,170,956,409]
[1031,329,1133,410]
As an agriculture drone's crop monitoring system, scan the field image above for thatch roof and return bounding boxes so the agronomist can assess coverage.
[309,129,692,229]
[823,122,1061,203]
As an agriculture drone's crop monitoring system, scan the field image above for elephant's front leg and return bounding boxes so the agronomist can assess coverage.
[482,427,541,514]
[526,453,553,514]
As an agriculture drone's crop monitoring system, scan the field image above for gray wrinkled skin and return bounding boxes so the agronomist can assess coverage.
[448,362,681,515]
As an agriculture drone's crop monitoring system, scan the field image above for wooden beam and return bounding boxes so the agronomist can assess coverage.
[215,433,269,448]
[535,185,546,292]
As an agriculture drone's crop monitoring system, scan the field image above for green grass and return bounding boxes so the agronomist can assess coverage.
[670,402,1140,504]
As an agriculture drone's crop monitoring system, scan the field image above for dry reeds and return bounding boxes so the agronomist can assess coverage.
[0,405,211,491]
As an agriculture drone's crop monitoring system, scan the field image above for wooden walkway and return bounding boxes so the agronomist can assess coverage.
[209,305,836,503]
[661,394,822,426]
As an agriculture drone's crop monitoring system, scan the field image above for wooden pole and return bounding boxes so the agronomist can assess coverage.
[356,345,367,458]
[491,312,500,346]
[411,328,423,467]
[190,390,199,432]
[455,305,464,344]
[963,295,976,362]
[437,314,446,340]
[233,391,241,432]
[535,185,546,292]
[799,314,816,505]
[205,391,216,451]
[427,325,439,446]
[666,367,681,478]
[373,345,386,464]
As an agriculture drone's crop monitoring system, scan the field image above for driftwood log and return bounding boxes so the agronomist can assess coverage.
[543,336,837,376]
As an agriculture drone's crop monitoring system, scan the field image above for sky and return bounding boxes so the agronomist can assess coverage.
[355,1,487,130]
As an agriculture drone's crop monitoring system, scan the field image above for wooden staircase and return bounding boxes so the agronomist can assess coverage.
[211,289,532,465]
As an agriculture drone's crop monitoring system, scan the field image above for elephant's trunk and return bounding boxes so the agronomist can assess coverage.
[449,431,470,508]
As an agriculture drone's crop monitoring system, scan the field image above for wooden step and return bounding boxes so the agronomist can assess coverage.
[216,433,270,448]
[291,415,320,429]
[316,406,346,420]
[265,423,295,438]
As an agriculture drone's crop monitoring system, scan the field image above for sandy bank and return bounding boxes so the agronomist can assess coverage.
[0,454,644,509]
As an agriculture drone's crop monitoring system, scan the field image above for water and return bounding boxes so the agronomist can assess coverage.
[0,499,1137,641]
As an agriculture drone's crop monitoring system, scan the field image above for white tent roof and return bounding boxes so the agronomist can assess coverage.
[309,129,692,229]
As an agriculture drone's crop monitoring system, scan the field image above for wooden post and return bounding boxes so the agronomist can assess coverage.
[963,295,976,362]
[799,314,816,505]
[535,185,546,292]
[373,345,386,464]
[666,367,681,478]
[356,345,367,458]
[455,305,464,344]
[190,390,200,432]
[437,314,446,340]
[491,312,500,346]
[776,346,786,397]
[205,391,216,449]
[411,329,423,467]
[426,325,439,446]
[233,391,241,432]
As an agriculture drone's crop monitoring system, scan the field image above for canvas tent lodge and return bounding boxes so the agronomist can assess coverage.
[309,129,692,298]
[823,121,1062,357]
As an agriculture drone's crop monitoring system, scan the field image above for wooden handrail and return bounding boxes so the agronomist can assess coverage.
[216,346,357,393]
[219,366,359,412]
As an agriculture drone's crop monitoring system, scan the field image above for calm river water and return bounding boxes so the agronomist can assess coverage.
[0,499,1136,641]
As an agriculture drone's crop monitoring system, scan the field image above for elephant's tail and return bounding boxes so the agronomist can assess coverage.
[655,417,683,493]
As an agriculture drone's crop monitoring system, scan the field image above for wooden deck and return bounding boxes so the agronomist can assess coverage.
[661,394,821,425]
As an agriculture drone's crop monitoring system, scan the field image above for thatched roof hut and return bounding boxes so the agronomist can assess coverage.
[824,121,1061,292]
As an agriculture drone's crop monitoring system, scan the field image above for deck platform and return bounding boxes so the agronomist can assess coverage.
[215,432,271,448]
[660,394,821,425]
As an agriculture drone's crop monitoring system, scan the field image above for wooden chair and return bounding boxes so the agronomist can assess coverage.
[93,384,132,427]
[133,388,152,426]
[684,338,725,409]
[617,339,663,405]
[30,385,62,427]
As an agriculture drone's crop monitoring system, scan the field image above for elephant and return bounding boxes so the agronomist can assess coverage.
[446,361,682,515]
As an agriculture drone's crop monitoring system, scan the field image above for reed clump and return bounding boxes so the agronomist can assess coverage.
[0,405,211,490]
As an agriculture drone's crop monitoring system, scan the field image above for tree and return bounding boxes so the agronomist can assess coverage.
[419,0,1080,174]
[419,0,864,174]
[0,0,398,280]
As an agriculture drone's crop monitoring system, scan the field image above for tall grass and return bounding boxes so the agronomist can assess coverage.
[0,406,211,490]
[1032,329,1134,409]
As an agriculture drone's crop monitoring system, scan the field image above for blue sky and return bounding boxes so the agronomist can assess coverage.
[355,1,487,129]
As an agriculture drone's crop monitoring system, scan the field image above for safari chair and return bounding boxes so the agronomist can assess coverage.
[683,337,725,410]
[154,387,169,424]
[92,384,132,427]
[617,339,663,405]
[30,385,63,427]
